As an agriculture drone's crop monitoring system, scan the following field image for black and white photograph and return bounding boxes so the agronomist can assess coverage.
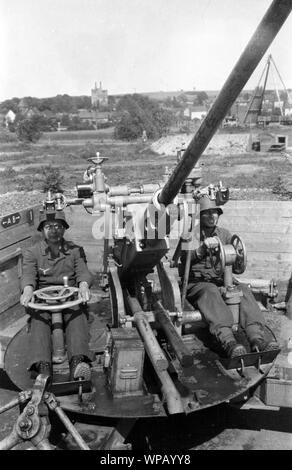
[0,0,291,453]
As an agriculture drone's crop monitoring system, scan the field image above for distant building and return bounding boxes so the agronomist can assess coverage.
[222,116,239,128]
[18,98,29,113]
[18,98,38,118]
[183,106,207,121]
[4,110,16,127]
[91,82,108,108]
[78,109,111,127]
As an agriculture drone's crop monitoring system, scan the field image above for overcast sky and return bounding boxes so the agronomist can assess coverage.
[1,0,292,101]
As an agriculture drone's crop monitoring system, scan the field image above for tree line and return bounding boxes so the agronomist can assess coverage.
[0,95,93,114]
[1,93,176,142]
[1,90,212,142]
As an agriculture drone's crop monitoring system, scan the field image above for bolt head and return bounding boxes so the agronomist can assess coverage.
[26,406,35,416]
[19,418,32,430]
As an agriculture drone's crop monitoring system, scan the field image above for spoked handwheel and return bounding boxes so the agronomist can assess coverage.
[27,285,83,364]
[231,234,247,274]
[4,282,91,392]
[28,285,83,311]
[208,236,226,275]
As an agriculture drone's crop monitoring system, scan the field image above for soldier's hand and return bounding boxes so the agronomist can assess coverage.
[195,237,219,260]
[79,281,91,303]
[20,285,34,307]
[203,237,219,250]
[195,243,207,259]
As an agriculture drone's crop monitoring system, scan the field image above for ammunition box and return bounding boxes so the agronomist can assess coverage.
[108,328,145,397]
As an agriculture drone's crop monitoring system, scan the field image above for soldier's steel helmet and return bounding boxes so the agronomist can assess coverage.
[199,196,223,215]
[37,211,69,231]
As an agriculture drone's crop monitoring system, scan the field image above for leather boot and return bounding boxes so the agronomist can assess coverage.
[222,340,247,358]
[250,337,279,352]
[215,327,247,358]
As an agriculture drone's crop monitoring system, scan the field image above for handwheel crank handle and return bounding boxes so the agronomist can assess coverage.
[54,406,90,450]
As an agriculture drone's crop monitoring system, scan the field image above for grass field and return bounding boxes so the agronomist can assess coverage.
[0,125,291,215]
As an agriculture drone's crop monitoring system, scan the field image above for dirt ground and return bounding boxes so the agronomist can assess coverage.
[0,126,292,215]
[150,132,251,156]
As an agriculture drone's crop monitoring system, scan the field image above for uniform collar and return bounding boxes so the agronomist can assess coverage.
[40,239,70,256]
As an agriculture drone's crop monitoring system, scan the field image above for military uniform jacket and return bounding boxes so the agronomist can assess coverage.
[21,239,93,291]
[185,226,232,285]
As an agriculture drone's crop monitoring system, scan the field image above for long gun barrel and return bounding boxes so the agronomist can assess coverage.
[158,0,292,207]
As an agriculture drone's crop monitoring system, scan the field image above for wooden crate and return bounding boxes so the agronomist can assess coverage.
[260,377,292,408]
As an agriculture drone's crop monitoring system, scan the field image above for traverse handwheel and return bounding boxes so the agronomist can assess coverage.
[208,236,226,275]
[231,234,247,274]
[27,285,83,364]
[28,285,82,311]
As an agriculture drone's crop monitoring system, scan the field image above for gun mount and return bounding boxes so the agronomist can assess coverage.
[2,0,291,450]
[56,0,292,285]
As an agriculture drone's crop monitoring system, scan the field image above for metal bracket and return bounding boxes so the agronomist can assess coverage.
[0,374,53,450]
[0,374,90,451]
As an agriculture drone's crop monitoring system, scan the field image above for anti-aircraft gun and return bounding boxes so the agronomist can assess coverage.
[1,0,292,450]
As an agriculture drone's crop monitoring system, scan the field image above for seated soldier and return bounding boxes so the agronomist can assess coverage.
[20,209,93,380]
[182,195,279,358]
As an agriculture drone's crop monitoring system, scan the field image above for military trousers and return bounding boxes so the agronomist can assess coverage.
[28,305,92,369]
[186,282,266,342]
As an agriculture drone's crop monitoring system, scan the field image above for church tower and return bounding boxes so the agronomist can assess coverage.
[91,81,108,108]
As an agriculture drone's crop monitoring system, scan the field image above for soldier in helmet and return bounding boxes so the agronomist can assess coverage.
[182,195,279,358]
[20,209,93,380]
